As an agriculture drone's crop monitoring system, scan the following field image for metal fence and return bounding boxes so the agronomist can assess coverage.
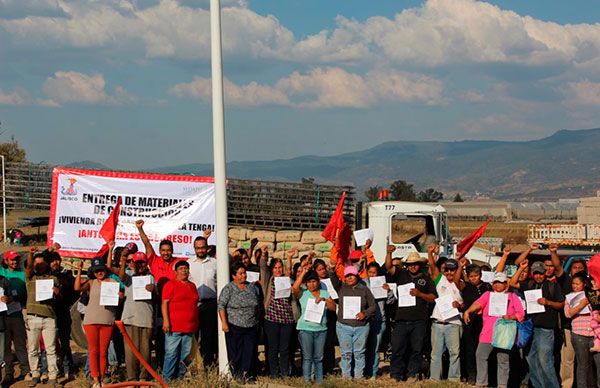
[1,162,355,230]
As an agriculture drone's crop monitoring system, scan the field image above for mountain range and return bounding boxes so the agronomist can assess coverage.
[69,128,600,201]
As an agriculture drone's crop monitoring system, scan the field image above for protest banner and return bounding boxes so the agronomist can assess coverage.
[48,167,215,258]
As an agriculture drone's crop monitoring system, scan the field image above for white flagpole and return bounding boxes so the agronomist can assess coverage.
[209,0,230,374]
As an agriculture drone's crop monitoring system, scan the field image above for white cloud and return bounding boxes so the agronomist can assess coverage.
[3,0,600,73]
[42,71,137,105]
[563,81,600,106]
[0,86,58,106]
[169,76,289,106]
[170,67,446,108]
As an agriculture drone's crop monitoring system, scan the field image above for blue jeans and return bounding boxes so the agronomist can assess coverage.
[298,330,327,383]
[336,322,369,379]
[365,320,386,377]
[527,327,559,388]
[162,332,193,382]
[430,322,462,380]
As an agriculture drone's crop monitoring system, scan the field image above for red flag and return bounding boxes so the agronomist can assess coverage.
[322,192,347,242]
[456,218,490,256]
[588,254,600,285]
[95,197,122,258]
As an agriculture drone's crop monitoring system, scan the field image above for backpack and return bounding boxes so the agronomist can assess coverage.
[516,317,534,348]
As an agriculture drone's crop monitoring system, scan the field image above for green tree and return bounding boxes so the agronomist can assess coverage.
[417,188,444,202]
[453,192,464,202]
[0,136,26,163]
[364,186,382,201]
[389,180,416,201]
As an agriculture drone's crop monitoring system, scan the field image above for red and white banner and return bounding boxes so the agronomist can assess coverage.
[48,168,215,258]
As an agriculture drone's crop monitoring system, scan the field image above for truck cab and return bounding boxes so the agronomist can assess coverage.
[367,201,451,265]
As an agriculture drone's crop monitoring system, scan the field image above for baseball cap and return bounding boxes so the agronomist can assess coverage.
[344,265,359,278]
[132,252,147,263]
[531,261,547,274]
[444,259,459,270]
[3,251,20,260]
[493,272,508,283]
[125,242,139,254]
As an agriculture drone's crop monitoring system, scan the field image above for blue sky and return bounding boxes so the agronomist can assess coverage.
[1,0,600,170]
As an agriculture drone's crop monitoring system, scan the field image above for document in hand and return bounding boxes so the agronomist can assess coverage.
[35,279,54,302]
[320,278,338,299]
[0,288,7,312]
[274,277,292,299]
[488,292,508,317]
[353,228,374,247]
[481,271,495,284]
[100,282,120,306]
[368,276,388,299]
[246,271,260,283]
[566,291,590,314]
[342,296,361,320]
[304,298,326,323]
[436,294,459,321]
[397,283,416,307]
[132,275,152,301]
[524,289,545,314]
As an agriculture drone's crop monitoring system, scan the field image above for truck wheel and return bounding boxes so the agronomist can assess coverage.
[70,302,87,350]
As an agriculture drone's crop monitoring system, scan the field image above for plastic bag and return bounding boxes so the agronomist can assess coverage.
[492,318,517,350]
[516,317,534,348]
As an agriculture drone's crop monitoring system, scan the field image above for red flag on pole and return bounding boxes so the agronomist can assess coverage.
[96,197,122,258]
[456,218,491,257]
[322,192,347,242]
[588,254,600,285]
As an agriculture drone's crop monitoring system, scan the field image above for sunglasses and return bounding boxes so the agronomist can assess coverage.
[443,268,457,272]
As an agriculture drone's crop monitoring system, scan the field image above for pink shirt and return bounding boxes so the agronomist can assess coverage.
[476,291,525,344]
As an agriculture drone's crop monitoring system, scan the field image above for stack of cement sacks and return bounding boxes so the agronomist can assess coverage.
[228,228,334,261]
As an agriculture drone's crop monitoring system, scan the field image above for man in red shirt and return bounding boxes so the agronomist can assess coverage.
[161,260,199,382]
[135,220,187,291]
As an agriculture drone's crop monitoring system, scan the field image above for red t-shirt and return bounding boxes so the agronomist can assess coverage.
[147,251,187,292]
[162,279,199,333]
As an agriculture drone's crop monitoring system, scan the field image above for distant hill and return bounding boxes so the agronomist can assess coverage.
[145,128,600,200]
[65,160,111,170]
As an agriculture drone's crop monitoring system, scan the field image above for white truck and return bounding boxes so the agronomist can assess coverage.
[366,201,500,267]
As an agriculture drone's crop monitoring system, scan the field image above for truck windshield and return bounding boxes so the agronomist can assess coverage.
[391,215,436,252]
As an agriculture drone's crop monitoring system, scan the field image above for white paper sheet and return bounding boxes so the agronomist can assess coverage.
[246,271,260,283]
[369,276,388,299]
[35,279,54,302]
[566,291,591,314]
[320,278,338,299]
[524,289,545,314]
[304,298,326,323]
[488,292,508,317]
[481,271,495,283]
[388,283,398,299]
[100,282,120,306]
[397,282,417,307]
[343,296,361,319]
[353,228,374,247]
[0,288,7,312]
[274,277,292,299]
[132,275,152,301]
[436,294,459,321]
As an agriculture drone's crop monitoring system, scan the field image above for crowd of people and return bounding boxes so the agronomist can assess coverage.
[0,219,599,388]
